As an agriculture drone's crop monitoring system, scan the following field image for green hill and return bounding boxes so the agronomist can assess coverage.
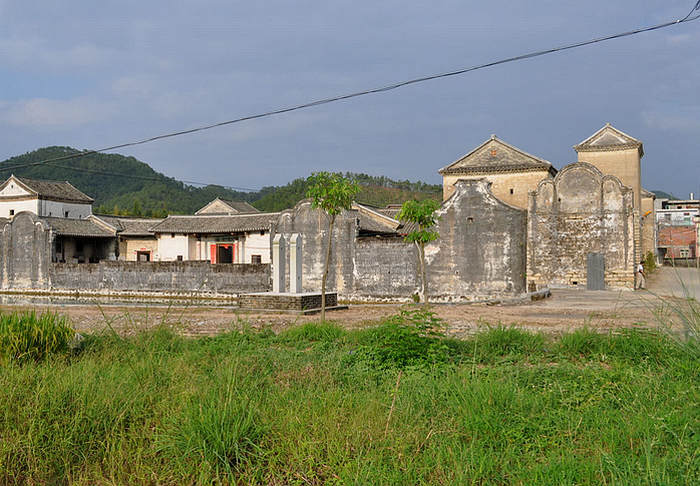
[0,147,440,216]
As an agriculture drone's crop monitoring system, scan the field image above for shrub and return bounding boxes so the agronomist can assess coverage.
[0,311,74,363]
[474,326,545,358]
[643,250,657,274]
[342,306,448,372]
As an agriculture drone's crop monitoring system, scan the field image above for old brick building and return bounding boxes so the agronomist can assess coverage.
[527,163,636,290]
[439,135,557,209]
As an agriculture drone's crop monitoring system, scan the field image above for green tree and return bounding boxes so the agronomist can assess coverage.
[398,199,441,304]
[306,172,359,322]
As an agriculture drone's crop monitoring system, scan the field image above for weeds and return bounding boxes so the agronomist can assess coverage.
[0,311,697,484]
[0,311,75,363]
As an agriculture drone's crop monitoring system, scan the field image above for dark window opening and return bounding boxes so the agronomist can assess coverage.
[171,233,175,238]
[64,210,69,218]
[251,254,262,264]
[467,217,474,224]
[176,255,183,261]
[136,251,151,262]
[9,209,14,216]
[259,230,265,236]
[509,188,514,194]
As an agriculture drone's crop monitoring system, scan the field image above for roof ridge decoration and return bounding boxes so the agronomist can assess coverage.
[574,123,644,156]
[438,135,556,176]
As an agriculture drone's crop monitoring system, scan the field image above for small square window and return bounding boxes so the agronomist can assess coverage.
[177,255,183,261]
[9,209,14,216]
[251,255,262,264]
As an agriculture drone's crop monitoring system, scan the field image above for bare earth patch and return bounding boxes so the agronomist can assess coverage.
[0,288,680,337]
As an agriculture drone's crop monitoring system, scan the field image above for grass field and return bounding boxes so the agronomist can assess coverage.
[0,308,698,485]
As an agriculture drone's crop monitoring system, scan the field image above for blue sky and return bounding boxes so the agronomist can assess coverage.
[0,1,698,196]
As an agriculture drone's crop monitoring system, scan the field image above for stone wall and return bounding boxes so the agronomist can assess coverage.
[353,236,418,298]
[273,185,527,301]
[527,162,635,290]
[0,212,51,289]
[427,179,527,299]
[49,261,270,294]
[273,200,358,294]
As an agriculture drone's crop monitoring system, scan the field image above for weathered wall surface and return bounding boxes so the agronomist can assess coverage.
[273,200,357,294]
[443,171,551,209]
[527,162,635,290]
[353,236,418,298]
[428,179,527,299]
[640,195,656,258]
[49,261,270,294]
[576,148,641,210]
[273,186,527,301]
[0,212,51,289]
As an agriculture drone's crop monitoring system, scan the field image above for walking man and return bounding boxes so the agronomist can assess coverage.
[635,260,646,290]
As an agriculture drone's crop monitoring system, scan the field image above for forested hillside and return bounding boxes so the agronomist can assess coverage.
[0,147,440,216]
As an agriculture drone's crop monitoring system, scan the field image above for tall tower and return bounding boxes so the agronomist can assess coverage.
[573,123,643,210]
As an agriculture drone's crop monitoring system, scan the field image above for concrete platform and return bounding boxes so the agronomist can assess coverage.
[239,291,346,314]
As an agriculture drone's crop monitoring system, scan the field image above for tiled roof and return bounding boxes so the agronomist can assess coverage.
[574,123,643,155]
[41,217,116,237]
[195,198,260,215]
[95,215,162,236]
[150,213,279,234]
[14,176,94,203]
[219,199,259,213]
[438,135,556,176]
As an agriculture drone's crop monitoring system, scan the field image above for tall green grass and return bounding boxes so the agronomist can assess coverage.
[0,310,697,484]
[0,311,74,363]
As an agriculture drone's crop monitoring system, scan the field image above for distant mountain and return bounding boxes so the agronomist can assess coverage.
[0,147,441,216]
[651,190,676,200]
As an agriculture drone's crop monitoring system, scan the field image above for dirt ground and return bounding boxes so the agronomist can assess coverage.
[1,267,695,338]
[0,288,680,338]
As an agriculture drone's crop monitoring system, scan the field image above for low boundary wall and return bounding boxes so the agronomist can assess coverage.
[49,261,270,294]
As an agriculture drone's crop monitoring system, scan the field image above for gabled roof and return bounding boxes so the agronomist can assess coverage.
[574,123,644,156]
[438,135,556,176]
[0,175,94,203]
[352,202,402,235]
[40,216,115,238]
[150,213,279,234]
[94,215,163,236]
[195,198,259,215]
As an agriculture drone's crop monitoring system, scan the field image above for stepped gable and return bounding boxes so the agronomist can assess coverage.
[439,135,557,176]
[1,175,94,203]
[574,123,644,156]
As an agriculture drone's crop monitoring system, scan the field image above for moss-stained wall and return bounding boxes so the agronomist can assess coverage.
[527,162,635,290]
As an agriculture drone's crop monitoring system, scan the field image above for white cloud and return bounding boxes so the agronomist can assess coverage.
[0,97,117,128]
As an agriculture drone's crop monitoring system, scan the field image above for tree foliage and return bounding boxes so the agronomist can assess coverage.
[306,172,360,321]
[0,147,440,217]
[398,199,441,304]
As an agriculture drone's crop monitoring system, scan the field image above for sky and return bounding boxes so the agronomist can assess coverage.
[0,1,698,197]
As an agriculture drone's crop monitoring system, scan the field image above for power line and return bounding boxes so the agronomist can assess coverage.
[1,2,698,181]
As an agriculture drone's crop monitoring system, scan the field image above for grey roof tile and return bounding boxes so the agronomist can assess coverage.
[41,217,116,237]
[14,176,94,203]
[150,213,279,234]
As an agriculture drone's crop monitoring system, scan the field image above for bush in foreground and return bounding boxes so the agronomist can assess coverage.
[0,311,697,484]
[0,311,74,363]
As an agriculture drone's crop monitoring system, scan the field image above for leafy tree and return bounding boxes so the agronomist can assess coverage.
[306,172,359,322]
[398,199,441,304]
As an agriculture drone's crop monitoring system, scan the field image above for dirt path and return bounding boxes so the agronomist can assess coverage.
[0,288,683,337]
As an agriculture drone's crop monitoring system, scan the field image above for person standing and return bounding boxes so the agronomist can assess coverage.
[635,260,646,290]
